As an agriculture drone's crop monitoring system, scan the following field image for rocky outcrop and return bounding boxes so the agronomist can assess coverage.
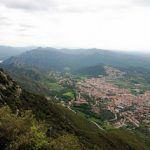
[0,68,22,106]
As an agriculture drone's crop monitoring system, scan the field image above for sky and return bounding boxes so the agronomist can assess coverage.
[0,0,150,52]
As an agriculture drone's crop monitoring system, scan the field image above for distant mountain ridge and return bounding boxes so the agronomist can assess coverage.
[3,47,150,72]
[0,45,37,60]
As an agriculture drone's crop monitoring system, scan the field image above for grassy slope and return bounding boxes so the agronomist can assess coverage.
[56,105,150,150]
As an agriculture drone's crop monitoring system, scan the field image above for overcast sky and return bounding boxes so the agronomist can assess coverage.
[0,0,150,52]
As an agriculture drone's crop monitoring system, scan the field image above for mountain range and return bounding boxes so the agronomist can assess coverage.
[0,46,37,60]
[3,47,150,72]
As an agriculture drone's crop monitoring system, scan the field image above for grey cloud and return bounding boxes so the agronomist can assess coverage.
[17,33,33,37]
[63,5,130,14]
[18,28,27,32]
[0,16,7,21]
[1,0,147,14]
[133,0,150,6]
[0,0,131,13]
[0,0,56,11]
[19,24,34,28]
[17,24,34,32]
[0,15,11,26]
[17,28,30,32]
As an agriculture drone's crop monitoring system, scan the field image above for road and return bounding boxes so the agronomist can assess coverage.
[90,120,105,131]
[67,106,77,114]
[67,106,105,131]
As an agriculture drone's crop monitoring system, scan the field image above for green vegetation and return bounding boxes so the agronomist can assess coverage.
[48,134,82,150]
[77,65,106,77]
[0,106,83,150]
[135,124,150,141]
[0,106,49,149]
[63,92,74,99]
[45,82,63,91]
[72,104,100,119]
[100,109,115,121]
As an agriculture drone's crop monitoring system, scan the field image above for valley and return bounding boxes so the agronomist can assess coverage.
[0,47,150,149]
[48,66,149,131]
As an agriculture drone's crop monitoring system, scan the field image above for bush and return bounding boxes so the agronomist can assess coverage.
[0,107,49,150]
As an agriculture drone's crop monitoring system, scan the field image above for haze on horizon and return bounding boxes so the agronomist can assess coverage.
[0,0,150,53]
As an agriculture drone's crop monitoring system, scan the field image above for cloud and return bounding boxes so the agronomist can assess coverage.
[0,15,11,26]
[0,0,56,11]
[0,0,149,14]
[0,0,131,13]
[17,24,34,32]
[0,16,7,21]
[56,0,131,13]
[0,0,150,51]
[134,0,150,6]
[19,24,34,29]
[17,33,33,37]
